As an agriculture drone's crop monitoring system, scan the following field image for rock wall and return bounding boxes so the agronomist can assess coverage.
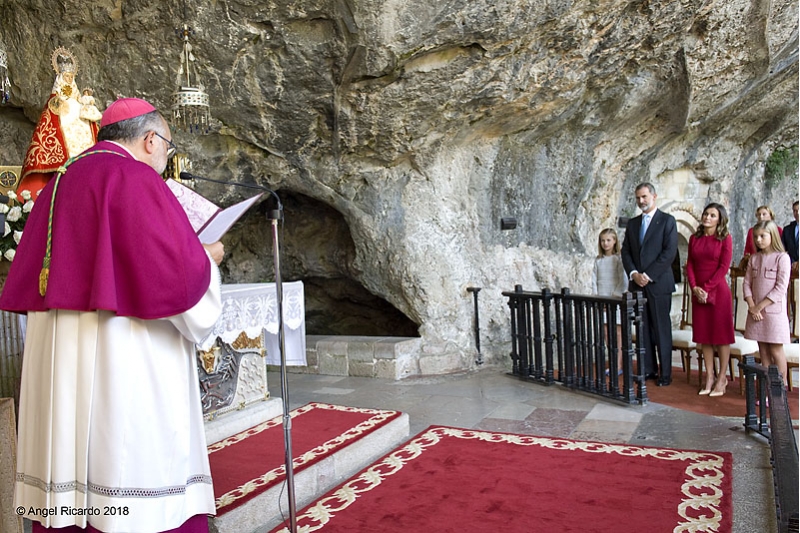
[0,0,797,374]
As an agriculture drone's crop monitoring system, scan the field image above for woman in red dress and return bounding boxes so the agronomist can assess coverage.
[686,203,735,397]
[741,205,783,262]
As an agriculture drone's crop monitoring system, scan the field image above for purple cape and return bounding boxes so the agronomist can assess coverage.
[0,141,211,320]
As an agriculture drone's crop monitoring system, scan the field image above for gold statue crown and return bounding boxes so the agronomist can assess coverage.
[51,46,77,75]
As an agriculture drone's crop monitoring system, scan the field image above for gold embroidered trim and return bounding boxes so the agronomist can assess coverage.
[24,106,66,173]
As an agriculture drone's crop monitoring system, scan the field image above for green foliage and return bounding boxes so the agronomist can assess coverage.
[764,145,799,186]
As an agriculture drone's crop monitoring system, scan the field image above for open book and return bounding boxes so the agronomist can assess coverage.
[166,178,264,244]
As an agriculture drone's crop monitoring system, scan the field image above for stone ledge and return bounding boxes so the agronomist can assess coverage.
[272,335,423,380]
[271,336,504,379]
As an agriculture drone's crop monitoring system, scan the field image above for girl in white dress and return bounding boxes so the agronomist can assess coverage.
[592,228,629,375]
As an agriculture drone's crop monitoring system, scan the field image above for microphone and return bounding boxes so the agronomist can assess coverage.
[179,171,283,220]
[180,171,268,192]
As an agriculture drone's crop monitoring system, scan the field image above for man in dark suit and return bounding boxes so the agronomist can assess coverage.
[781,200,798,266]
[621,183,678,386]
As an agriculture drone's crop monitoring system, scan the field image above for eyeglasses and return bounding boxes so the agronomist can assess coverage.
[152,131,177,158]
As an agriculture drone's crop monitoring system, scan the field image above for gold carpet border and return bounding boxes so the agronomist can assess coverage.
[276,426,728,533]
[210,402,400,512]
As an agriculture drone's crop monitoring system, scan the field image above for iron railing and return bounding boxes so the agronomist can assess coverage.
[503,285,648,405]
[740,356,798,533]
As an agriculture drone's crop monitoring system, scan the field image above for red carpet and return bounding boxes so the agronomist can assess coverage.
[208,402,401,515]
[646,366,799,420]
[272,426,733,533]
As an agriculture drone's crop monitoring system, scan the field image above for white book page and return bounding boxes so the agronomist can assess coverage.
[198,193,264,244]
[166,178,220,233]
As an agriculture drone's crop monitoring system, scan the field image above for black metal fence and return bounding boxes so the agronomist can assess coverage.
[740,356,798,533]
[503,285,648,405]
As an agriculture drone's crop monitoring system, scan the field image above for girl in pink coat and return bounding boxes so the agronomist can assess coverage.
[744,220,791,386]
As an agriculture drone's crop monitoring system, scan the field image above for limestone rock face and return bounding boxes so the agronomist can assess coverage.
[0,0,797,374]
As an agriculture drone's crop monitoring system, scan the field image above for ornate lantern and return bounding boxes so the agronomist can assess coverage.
[172,24,211,134]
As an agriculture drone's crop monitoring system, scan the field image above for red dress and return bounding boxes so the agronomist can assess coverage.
[686,234,735,344]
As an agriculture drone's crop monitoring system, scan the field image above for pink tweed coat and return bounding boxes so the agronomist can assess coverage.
[743,251,791,343]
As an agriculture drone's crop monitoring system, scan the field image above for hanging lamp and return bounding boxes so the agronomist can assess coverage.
[171,9,210,134]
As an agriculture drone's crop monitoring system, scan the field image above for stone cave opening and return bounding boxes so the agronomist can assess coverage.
[224,190,420,338]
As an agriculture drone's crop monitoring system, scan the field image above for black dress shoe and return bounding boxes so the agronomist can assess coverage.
[657,378,672,387]
[645,373,658,381]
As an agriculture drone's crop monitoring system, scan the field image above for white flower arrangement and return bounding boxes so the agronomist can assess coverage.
[6,206,21,222]
[0,190,34,262]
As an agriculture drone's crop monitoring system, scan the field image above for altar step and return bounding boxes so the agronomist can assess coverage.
[208,404,410,533]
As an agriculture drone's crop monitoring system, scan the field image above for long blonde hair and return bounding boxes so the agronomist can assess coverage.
[597,228,620,257]
[752,220,785,254]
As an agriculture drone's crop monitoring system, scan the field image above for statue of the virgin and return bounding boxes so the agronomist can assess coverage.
[18,47,101,200]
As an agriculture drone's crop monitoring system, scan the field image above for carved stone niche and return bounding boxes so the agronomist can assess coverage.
[196,331,269,421]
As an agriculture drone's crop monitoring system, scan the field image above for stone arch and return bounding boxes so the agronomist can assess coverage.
[659,202,700,277]
[667,206,700,244]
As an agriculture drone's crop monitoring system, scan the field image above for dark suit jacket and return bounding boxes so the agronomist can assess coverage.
[782,220,799,263]
[621,209,678,295]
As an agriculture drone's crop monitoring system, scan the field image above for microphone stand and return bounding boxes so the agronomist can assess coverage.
[180,172,298,532]
[267,201,297,532]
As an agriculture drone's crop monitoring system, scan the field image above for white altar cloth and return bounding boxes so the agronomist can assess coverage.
[198,281,307,366]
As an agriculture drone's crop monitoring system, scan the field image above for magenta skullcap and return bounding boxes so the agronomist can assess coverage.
[101,97,157,127]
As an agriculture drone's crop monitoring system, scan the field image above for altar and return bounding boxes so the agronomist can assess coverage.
[197,281,306,441]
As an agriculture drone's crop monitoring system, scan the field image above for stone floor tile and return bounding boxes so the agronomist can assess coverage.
[486,402,537,421]
[584,402,644,423]
[311,387,356,395]
[570,418,640,442]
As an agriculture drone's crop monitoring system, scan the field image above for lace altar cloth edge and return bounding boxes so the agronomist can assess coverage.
[198,281,305,351]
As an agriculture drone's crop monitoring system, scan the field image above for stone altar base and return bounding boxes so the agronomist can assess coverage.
[208,409,410,533]
[201,330,283,444]
[205,397,284,446]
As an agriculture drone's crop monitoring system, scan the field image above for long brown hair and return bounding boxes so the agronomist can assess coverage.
[694,202,729,240]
